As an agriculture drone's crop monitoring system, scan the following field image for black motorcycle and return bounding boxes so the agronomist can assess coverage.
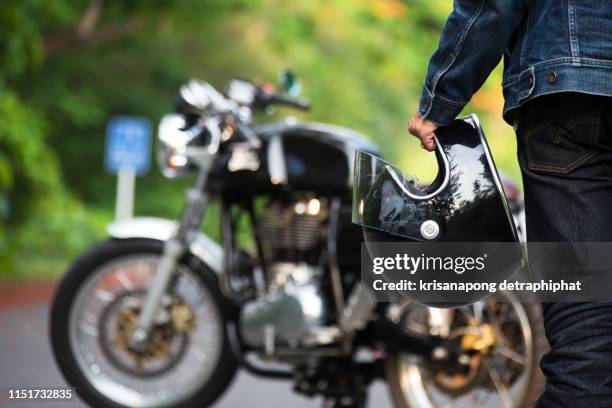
[50,73,545,408]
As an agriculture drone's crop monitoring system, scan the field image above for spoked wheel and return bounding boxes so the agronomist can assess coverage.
[50,239,237,408]
[386,292,546,408]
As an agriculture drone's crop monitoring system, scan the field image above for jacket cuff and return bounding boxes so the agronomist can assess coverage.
[418,85,466,126]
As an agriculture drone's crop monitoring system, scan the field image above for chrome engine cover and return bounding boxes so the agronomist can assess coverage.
[239,262,327,348]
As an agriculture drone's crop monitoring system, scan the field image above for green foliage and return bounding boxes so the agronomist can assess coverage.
[0,91,99,275]
[0,0,520,278]
[0,2,42,80]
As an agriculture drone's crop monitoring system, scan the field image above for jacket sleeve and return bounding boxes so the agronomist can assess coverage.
[419,0,527,125]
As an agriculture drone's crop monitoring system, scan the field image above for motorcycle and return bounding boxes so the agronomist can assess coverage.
[50,73,545,408]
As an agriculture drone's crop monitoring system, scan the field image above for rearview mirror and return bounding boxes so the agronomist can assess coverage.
[280,70,301,97]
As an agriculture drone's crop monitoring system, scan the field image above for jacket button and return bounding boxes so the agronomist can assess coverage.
[547,71,558,84]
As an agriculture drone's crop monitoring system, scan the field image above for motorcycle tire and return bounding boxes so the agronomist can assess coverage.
[50,238,238,408]
[385,297,547,408]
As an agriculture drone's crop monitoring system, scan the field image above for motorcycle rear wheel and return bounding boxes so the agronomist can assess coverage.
[386,293,547,408]
[50,238,237,408]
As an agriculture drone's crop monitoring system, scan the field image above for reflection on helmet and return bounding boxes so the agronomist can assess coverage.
[381,178,415,225]
[353,153,439,241]
[377,171,417,236]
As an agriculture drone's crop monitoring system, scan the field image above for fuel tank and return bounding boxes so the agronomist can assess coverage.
[213,120,380,195]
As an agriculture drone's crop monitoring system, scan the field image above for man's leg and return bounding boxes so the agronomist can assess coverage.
[517,93,612,407]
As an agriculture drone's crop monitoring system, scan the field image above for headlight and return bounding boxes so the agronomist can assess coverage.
[157,114,195,178]
[158,145,191,178]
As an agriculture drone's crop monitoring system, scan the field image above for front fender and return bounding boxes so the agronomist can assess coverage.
[107,217,223,274]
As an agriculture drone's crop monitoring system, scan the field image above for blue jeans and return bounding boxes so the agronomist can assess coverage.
[517,93,612,407]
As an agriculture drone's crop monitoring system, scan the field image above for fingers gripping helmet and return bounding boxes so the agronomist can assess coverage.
[352,115,524,306]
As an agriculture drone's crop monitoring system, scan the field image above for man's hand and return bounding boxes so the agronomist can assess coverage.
[408,112,438,151]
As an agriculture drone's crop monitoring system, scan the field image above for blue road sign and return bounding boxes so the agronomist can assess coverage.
[105,116,152,175]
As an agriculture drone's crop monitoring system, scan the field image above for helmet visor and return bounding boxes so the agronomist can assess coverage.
[352,151,439,241]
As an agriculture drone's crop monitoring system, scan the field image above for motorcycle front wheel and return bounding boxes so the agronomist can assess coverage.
[386,293,547,408]
[50,238,237,408]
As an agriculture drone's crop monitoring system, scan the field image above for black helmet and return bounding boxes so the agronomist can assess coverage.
[352,115,524,306]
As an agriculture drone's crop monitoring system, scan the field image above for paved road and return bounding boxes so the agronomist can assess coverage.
[0,286,391,408]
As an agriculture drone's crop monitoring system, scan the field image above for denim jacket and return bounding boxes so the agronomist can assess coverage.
[418,0,612,126]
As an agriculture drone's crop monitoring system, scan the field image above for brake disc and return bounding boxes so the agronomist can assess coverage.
[432,318,494,395]
[98,290,193,378]
[432,353,487,395]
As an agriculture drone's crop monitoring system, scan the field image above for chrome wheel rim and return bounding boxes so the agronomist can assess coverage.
[393,292,534,408]
[68,255,223,408]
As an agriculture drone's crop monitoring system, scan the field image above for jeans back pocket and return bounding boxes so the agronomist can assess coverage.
[525,115,599,174]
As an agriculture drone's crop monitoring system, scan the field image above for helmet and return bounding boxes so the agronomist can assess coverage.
[352,115,524,306]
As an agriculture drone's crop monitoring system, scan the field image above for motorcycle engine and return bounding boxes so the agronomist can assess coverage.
[240,198,331,349]
[259,198,327,263]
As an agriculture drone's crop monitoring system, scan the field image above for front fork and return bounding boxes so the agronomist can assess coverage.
[130,169,210,349]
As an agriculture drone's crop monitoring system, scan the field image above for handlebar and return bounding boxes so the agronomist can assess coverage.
[177,78,311,118]
[265,93,310,111]
[254,89,310,112]
[175,79,309,152]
